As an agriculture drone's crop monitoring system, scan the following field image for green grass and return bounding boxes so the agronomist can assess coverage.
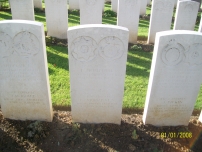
[1,3,202,110]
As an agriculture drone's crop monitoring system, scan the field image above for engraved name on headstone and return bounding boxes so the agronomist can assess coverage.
[68,24,129,124]
[0,20,53,122]
[143,30,202,126]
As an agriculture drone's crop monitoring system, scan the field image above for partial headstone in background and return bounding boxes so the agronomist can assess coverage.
[173,1,199,30]
[34,0,43,10]
[147,0,151,5]
[140,0,147,15]
[79,0,104,24]
[198,14,202,32]
[111,0,118,12]
[10,0,35,21]
[199,111,202,122]
[174,0,178,7]
[117,0,140,44]
[68,24,129,124]
[69,0,79,10]
[147,0,175,44]
[0,20,53,122]
[45,0,68,39]
[143,30,202,126]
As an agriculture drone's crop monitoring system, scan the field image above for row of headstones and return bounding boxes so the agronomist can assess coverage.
[1,20,202,126]
[69,0,151,16]
[148,0,201,43]
[8,0,202,45]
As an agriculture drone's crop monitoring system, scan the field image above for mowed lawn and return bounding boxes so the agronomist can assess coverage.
[0,2,202,110]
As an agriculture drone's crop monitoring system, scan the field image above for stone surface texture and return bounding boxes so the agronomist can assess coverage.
[79,0,104,24]
[68,24,129,124]
[111,0,118,12]
[140,0,147,15]
[147,0,175,44]
[143,30,202,126]
[173,0,199,30]
[117,0,140,44]
[33,0,42,9]
[45,0,68,39]
[69,0,79,10]
[0,20,53,122]
[10,0,35,21]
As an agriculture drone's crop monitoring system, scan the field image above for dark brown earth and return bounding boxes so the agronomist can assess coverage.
[1,107,202,152]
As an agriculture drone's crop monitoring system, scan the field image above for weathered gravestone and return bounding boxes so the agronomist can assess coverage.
[79,0,104,24]
[199,111,202,122]
[69,0,79,10]
[34,0,43,10]
[140,0,147,15]
[0,20,53,122]
[45,0,68,39]
[68,24,129,124]
[111,0,118,12]
[143,30,202,126]
[10,0,35,21]
[173,0,199,30]
[117,0,140,44]
[147,0,175,44]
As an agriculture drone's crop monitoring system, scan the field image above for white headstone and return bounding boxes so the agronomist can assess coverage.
[79,0,104,24]
[140,0,147,15]
[34,0,43,10]
[69,0,79,10]
[45,0,68,39]
[68,24,129,124]
[143,30,202,126]
[199,111,202,122]
[173,1,199,30]
[111,0,118,12]
[0,20,53,122]
[117,0,140,44]
[147,0,175,44]
[10,0,35,21]
[198,14,202,32]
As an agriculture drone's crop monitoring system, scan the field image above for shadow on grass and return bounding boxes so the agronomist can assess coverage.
[102,17,117,25]
[126,49,152,78]
[0,12,12,20]
[47,45,69,71]
[68,15,80,26]
[35,13,46,23]
[139,20,149,28]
